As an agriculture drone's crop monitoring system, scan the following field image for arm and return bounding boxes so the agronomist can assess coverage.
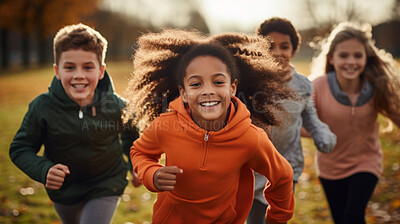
[121,122,141,187]
[130,118,165,192]
[248,129,294,224]
[301,93,336,153]
[9,100,55,185]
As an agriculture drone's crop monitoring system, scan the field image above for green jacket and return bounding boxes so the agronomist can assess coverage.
[9,71,138,205]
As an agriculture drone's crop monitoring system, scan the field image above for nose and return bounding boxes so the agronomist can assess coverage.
[271,48,281,57]
[201,83,215,96]
[73,68,85,79]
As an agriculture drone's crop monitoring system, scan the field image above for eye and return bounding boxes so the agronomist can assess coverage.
[214,80,225,85]
[189,82,201,87]
[84,66,94,70]
[64,66,74,70]
[338,53,348,58]
[281,44,290,50]
[269,43,275,50]
[354,53,364,59]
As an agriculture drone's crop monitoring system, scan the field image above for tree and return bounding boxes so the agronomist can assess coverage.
[300,0,367,32]
[0,0,102,68]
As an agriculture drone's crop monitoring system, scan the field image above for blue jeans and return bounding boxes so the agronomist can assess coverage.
[53,196,120,224]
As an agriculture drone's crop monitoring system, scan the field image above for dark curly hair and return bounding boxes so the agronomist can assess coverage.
[257,17,301,54]
[123,29,295,132]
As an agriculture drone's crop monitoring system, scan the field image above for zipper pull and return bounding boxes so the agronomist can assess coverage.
[78,109,83,119]
[204,132,209,141]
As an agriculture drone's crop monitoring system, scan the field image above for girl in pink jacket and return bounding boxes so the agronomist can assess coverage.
[310,22,400,224]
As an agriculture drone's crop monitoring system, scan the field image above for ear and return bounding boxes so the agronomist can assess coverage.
[99,64,106,80]
[328,55,334,65]
[231,79,238,96]
[53,64,60,80]
[178,85,188,103]
[290,51,295,59]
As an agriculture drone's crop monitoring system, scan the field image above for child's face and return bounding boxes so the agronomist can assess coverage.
[329,38,367,82]
[179,56,237,128]
[54,49,105,107]
[268,31,294,61]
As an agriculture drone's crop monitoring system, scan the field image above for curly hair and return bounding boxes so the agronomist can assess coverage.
[257,17,301,54]
[123,29,294,132]
[310,22,400,119]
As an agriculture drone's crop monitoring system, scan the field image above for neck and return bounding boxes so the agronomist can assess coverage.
[336,76,362,95]
[195,120,226,132]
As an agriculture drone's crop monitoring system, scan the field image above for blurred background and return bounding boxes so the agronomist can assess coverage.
[1,0,400,69]
[0,0,399,224]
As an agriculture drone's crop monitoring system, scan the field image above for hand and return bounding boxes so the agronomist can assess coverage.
[46,164,70,190]
[154,166,183,191]
[130,171,142,188]
[315,132,337,153]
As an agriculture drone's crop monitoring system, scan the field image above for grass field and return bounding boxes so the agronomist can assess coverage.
[0,60,399,224]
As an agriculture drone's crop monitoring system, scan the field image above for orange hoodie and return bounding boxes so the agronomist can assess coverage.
[131,96,294,224]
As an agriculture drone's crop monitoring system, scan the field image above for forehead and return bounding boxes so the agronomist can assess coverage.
[268,32,292,45]
[185,55,230,79]
[59,49,99,64]
[334,38,365,53]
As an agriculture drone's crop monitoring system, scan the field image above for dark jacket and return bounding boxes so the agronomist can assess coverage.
[9,71,138,205]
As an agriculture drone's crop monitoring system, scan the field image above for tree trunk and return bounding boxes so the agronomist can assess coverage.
[22,32,30,68]
[37,36,47,65]
[1,29,9,69]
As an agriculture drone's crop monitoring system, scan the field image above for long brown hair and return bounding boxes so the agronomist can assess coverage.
[310,22,400,117]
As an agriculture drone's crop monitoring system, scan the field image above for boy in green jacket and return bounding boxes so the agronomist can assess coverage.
[9,23,140,224]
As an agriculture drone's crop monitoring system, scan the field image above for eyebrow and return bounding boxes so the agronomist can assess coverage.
[186,73,229,82]
[63,61,96,65]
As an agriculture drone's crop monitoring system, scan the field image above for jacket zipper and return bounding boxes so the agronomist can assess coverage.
[201,132,210,169]
[350,105,355,124]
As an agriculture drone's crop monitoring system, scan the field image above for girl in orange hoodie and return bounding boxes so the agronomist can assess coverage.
[124,29,295,224]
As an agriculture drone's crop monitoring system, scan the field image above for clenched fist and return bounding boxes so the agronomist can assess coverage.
[46,164,70,190]
[154,166,183,191]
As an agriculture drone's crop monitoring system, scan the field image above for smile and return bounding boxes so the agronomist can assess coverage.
[343,67,358,72]
[72,84,88,89]
[200,101,219,107]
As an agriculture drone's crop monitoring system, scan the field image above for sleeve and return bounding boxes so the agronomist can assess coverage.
[247,129,295,224]
[9,100,55,185]
[130,118,164,192]
[120,122,139,171]
[117,95,140,171]
[301,84,336,153]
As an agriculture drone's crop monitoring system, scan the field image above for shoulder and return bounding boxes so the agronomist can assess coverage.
[312,75,327,84]
[29,93,51,109]
[312,75,328,90]
[291,73,313,94]
[248,124,269,144]
[154,111,179,129]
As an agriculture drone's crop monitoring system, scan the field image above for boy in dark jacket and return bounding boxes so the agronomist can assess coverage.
[9,23,140,224]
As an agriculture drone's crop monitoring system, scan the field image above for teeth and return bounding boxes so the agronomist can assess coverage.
[201,102,218,106]
[74,84,86,88]
[345,68,357,72]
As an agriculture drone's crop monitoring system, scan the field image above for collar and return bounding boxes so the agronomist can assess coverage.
[327,71,374,106]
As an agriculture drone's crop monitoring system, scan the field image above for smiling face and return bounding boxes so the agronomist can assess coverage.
[268,31,294,61]
[54,49,105,107]
[329,38,367,83]
[179,55,238,131]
